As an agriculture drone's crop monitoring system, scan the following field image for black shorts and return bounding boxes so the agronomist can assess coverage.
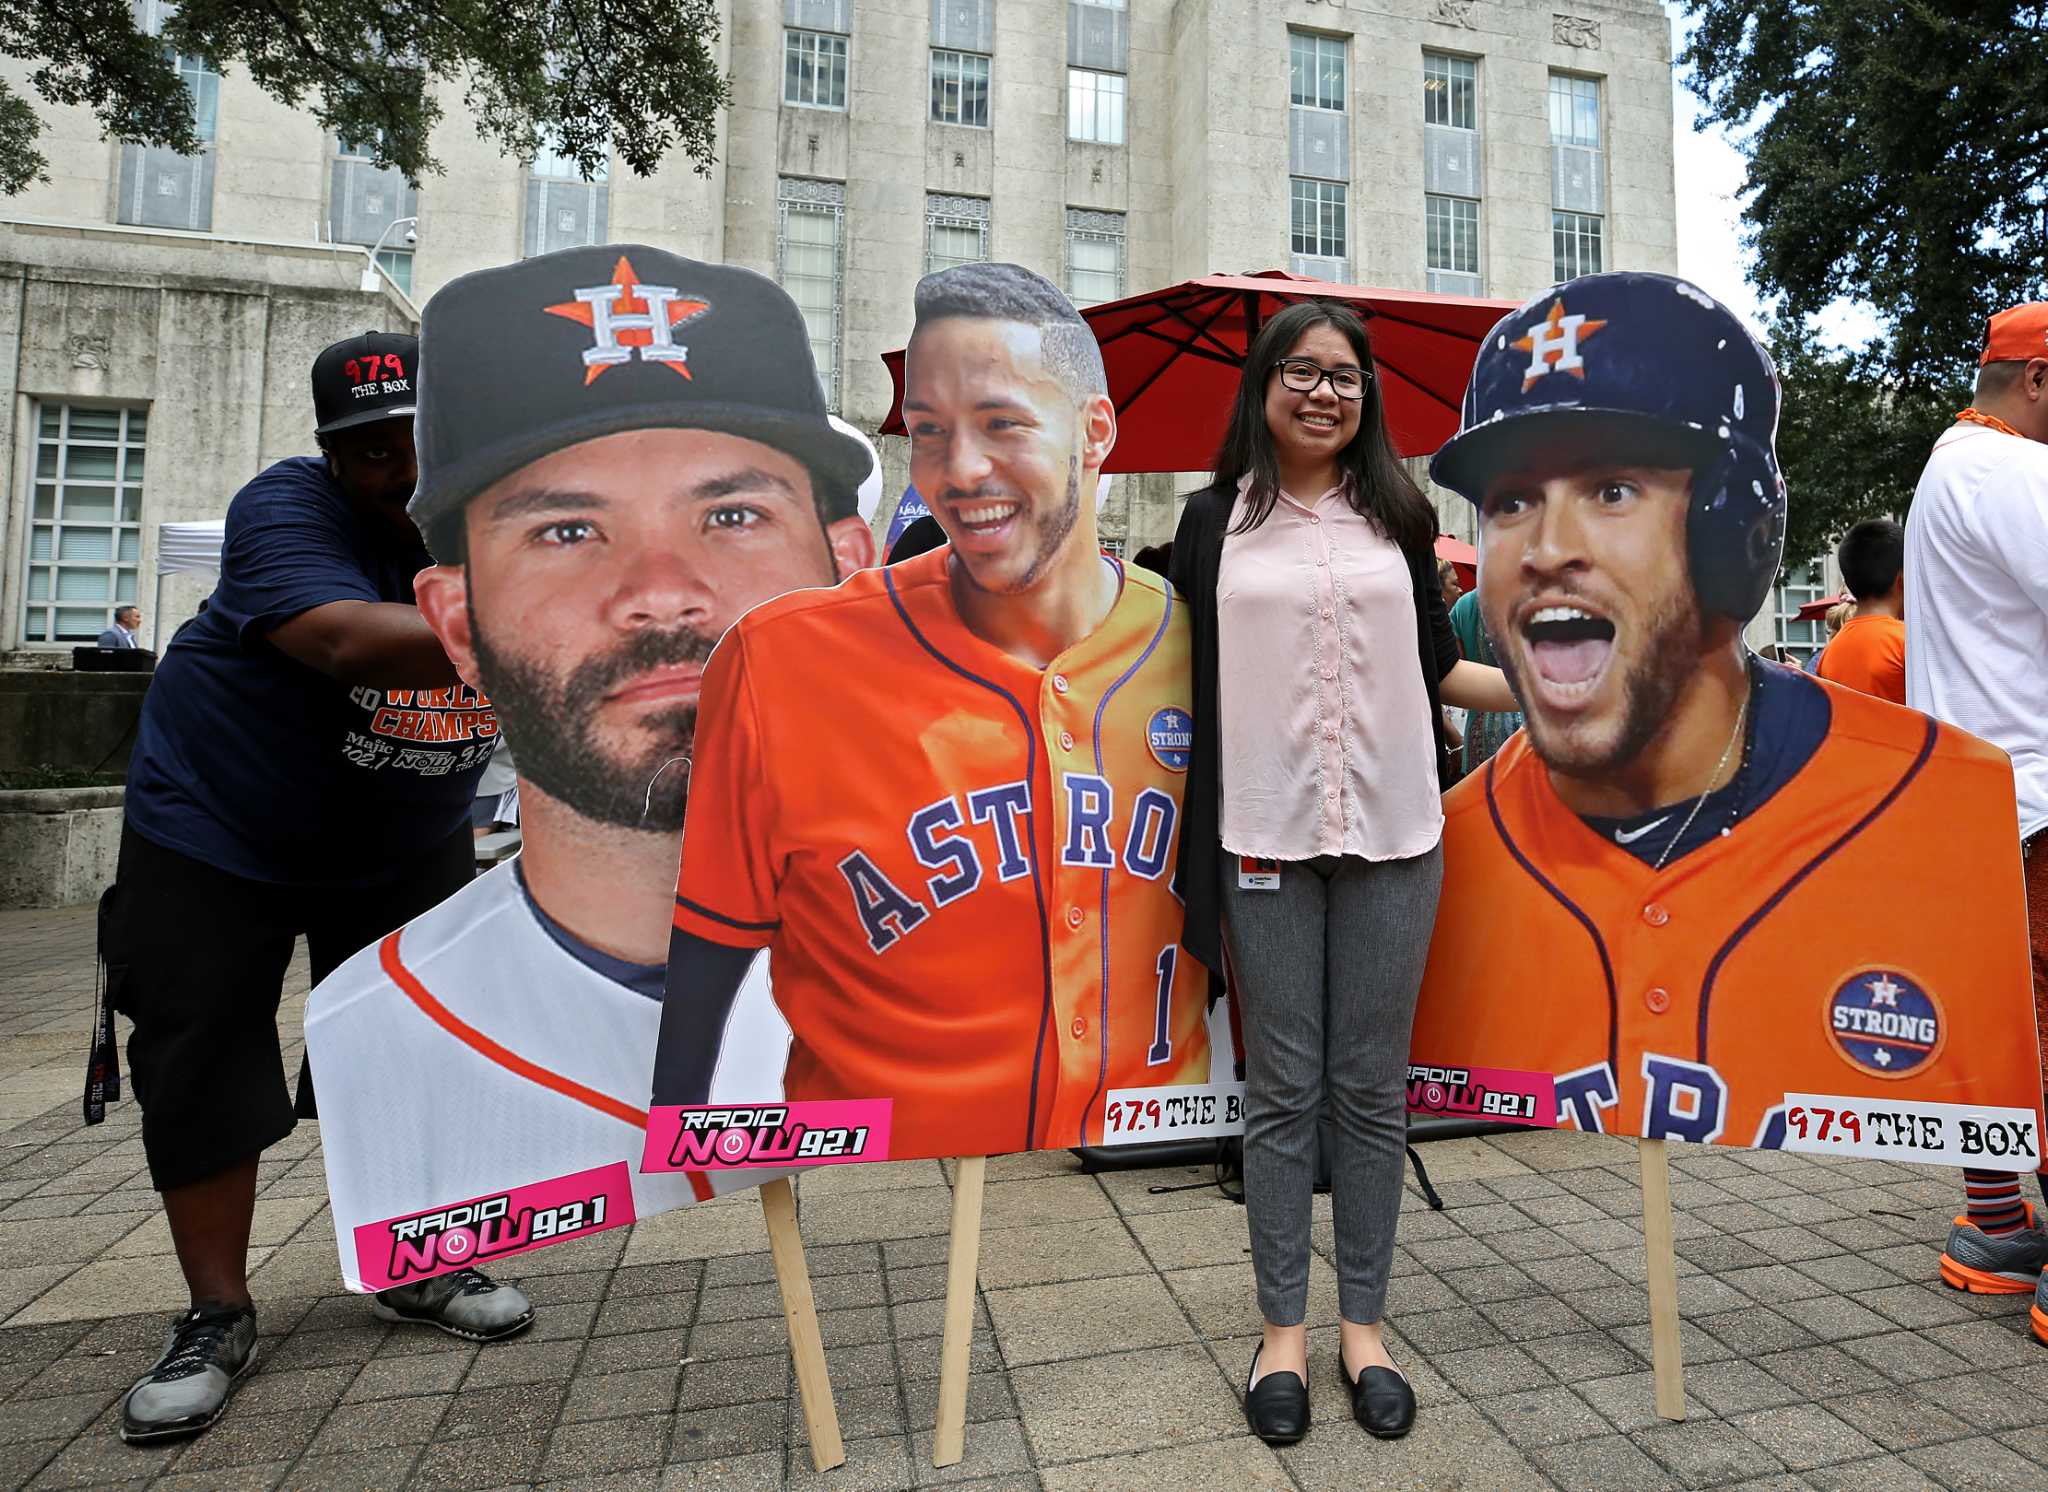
[104,822,475,1191]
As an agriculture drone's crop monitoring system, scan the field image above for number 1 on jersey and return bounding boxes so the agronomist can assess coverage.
[1148,945,1176,1065]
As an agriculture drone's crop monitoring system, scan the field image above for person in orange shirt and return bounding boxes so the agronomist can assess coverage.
[1816,518,1907,703]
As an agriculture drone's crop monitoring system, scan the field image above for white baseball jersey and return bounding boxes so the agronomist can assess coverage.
[307,857,788,1292]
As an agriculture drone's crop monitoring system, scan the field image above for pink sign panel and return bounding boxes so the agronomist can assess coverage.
[353,1162,636,1291]
[1405,1063,1559,1128]
[642,1100,893,1173]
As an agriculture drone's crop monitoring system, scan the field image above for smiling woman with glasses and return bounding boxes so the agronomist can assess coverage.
[1168,300,1515,1451]
[1273,357,1371,401]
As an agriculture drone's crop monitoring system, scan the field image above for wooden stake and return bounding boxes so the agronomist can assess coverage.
[1637,1137,1686,1421]
[932,1156,988,1468]
[760,1176,843,1472]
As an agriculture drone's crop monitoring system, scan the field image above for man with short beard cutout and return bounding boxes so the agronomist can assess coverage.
[305,248,875,1292]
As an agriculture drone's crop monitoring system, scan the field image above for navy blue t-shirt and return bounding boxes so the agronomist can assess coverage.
[517,861,666,1003]
[126,456,495,886]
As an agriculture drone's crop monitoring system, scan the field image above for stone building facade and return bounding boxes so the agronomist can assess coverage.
[1,0,1705,658]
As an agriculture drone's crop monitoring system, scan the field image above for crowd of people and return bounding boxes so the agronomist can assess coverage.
[90,252,2048,1463]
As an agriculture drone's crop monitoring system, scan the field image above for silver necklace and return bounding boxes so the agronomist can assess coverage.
[1651,685,1751,873]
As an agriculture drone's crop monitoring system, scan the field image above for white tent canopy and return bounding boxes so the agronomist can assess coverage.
[157,520,226,576]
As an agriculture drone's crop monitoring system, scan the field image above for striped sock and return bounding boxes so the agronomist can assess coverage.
[1964,1169,2029,1236]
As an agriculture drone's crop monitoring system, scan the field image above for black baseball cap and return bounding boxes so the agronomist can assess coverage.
[312,331,419,436]
[408,244,869,561]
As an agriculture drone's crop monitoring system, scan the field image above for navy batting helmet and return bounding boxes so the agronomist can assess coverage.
[1430,272,1787,622]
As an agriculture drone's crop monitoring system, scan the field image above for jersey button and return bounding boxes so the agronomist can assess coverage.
[1052,674,1070,694]
[1071,1016,1088,1039]
[1066,905,1084,929]
[1642,902,1670,927]
[1644,986,1671,1015]
[1059,730,1075,752]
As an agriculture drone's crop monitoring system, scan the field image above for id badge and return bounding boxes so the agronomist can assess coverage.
[1237,855,1281,891]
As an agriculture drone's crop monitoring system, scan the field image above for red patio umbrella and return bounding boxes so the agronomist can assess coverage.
[1796,593,1850,622]
[879,270,1519,473]
[1433,535,1477,595]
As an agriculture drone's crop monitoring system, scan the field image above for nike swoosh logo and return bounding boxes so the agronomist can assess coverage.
[1614,816,1672,846]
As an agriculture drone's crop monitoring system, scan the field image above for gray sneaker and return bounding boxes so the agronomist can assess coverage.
[1938,1211,2048,1295]
[372,1267,533,1341]
[119,1304,257,1444]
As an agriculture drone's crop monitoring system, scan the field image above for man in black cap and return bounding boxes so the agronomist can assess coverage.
[107,331,531,1446]
[303,249,875,1296]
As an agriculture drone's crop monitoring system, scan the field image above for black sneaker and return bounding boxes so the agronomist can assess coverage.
[372,1268,534,1342]
[119,1304,258,1444]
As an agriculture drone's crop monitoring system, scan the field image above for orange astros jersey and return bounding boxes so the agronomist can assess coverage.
[671,547,1210,1161]
[1413,680,2041,1152]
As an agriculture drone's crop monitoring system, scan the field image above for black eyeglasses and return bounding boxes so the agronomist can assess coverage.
[1272,358,1371,400]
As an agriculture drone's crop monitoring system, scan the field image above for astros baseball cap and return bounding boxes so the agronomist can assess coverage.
[1980,302,2048,366]
[409,245,870,560]
[1432,272,1780,502]
[312,331,418,435]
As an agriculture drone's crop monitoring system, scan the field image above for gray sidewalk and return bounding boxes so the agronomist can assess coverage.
[1,903,2044,1491]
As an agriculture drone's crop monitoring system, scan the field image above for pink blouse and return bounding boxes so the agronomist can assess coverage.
[1216,475,1444,862]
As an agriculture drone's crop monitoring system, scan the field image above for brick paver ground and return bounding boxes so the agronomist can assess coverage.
[2,902,2045,1490]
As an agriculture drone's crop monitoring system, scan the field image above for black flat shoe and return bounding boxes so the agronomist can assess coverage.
[1245,1344,1310,1445]
[1338,1355,1415,1439]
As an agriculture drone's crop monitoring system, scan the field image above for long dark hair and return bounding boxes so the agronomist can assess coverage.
[1214,301,1436,559]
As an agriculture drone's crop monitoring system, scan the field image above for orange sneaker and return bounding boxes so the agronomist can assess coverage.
[1939,1205,2048,1295]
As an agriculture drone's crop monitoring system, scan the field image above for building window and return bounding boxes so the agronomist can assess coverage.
[931,49,990,128]
[1556,207,1605,280]
[1290,178,1347,260]
[1548,73,1601,148]
[1774,559,1828,662]
[778,179,845,410]
[1067,68,1126,145]
[331,134,418,254]
[1066,208,1125,308]
[1552,209,1603,280]
[1423,53,1475,130]
[524,139,609,258]
[785,29,848,110]
[925,195,990,276]
[1426,195,1479,276]
[372,250,414,296]
[22,405,145,646]
[135,2,218,143]
[115,17,218,231]
[175,54,220,144]
[1288,32,1346,111]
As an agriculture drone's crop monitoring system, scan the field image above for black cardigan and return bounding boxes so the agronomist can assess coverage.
[1168,480,1463,974]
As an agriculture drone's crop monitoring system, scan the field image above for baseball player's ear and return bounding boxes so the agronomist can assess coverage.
[412,565,483,691]
[1080,393,1117,475]
[824,514,878,576]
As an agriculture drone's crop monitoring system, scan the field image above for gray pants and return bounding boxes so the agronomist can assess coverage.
[1223,845,1443,1326]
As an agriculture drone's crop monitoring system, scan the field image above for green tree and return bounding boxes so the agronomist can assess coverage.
[0,0,732,195]
[1680,0,2048,394]
[1767,319,1969,569]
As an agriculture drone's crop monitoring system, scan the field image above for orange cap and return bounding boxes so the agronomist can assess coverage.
[1981,302,2048,366]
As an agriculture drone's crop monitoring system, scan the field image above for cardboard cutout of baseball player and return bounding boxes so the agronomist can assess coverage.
[646,263,1231,1172]
[1412,271,2044,1169]
[306,246,880,1292]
